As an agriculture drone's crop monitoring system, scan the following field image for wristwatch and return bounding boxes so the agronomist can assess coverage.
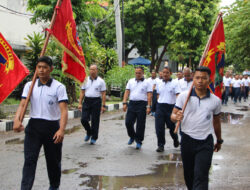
[102,105,106,108]
[146,105,151,108]
[123,102,128,105]
[217,139,224,144]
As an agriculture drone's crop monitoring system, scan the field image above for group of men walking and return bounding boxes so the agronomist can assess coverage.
[13,56,248,190]
[222,71,249,105]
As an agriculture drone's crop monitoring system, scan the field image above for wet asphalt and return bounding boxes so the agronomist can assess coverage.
[0,99,249,190]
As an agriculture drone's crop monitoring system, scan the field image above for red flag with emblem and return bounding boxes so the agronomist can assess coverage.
[47,0,86,84]
[201,19,225,99]
[0,32,29,104]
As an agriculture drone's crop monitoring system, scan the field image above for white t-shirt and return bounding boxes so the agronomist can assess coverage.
[81,76,106,98]
[175,89,221,140]
[156,79,181,104]
[178,78,193,92]
[231,79,241,88]
[223,77,231,87]
[147,77,157,90]
[126,78,152,101]
[22,79,68,121]
[242,78,250,87]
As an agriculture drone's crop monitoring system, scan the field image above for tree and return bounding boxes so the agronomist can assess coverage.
[26,0,118,102]
[223,0,250,72]
[95,0,220,71]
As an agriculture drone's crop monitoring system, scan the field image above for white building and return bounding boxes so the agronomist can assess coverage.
[0,0,43,57]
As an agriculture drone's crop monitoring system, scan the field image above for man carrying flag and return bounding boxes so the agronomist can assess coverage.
[171,66,223,190]
[0,32,29,104]
[171,15,225,190]
[14,56,68,190]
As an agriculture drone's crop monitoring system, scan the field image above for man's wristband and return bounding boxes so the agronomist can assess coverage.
[102,105,106,108]
[123,102,128,105]
[146,105,151,108]
[217,139,224,144]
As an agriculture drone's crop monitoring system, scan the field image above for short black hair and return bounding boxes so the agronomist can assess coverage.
[195,66,211,76]
[163,66,172,73]
[37,56,53,67]
[135,66,144,72]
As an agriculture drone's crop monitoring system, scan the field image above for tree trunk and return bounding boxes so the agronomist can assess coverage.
[155,44,167,72]
[150,48,156,71]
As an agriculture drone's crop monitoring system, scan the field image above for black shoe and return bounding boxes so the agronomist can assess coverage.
[156,146,164,152]
[174,140,180,148]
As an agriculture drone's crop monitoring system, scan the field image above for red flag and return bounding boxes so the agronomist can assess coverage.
[47,0,86,84]
[0,32,29,104]
[202,19,225,99]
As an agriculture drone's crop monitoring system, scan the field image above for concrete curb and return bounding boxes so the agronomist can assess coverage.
[0,103,123,132]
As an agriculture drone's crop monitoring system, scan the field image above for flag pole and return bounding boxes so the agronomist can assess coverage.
[174,13,223,134]
[19,0,63,122]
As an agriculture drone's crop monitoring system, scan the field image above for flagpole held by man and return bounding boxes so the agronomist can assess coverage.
[174,13,225,134]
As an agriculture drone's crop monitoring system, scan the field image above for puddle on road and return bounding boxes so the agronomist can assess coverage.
[5,138,24,145]
[78,162,184,189]
[62,168,79,174]
[158,153,182,162]
[236,106,249,111]
[220,112,244,125]
[65,125,82,135]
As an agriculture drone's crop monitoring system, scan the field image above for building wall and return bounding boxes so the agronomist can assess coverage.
[0,0,43,55]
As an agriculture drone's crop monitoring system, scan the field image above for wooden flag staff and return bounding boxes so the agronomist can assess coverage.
[19,0,62,122]
[174,13,223,134]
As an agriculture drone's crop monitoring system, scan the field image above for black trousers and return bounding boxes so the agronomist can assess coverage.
[81,97,101,140]
[151,90,157,112]
[125,100,147,144]
[181,133,214,190]
[155,103,178,147]
[244,86,249,100]
[21,119,62,190]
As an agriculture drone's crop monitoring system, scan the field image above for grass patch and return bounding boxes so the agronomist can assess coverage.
[1,98,20,105]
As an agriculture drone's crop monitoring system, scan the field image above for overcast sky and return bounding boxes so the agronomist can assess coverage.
[220,0,236,7]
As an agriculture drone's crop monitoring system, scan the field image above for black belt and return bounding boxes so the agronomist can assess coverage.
[85,97,101,100]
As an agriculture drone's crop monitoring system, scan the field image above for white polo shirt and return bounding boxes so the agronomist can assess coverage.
[175,89,221,140]
[126,78,152,101]
[231,79,241,88]
[242,78,249,87]
[147,77,157,90]
[156,79,181,104]
[223,77,231,87]
[155,78,162,85]
[22,78,68,121]
[178,78,193,92]
[81,76,106,98]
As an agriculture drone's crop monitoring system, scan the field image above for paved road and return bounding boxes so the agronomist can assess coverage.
[0,100,249,190]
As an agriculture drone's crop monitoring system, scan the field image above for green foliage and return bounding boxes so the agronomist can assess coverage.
[105,65,150,94]
[24,32,44,75]
[1,98,20,105]
[27,0,106,27]
[223,0,250,72]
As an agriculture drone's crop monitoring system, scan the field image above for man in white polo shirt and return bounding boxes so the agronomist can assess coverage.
[13,56,68,190]
[147,70,157,116]
[155,66,181,152]
[78,64,106,145]
[231,74,242,104]
[171,66,222,190]
[123,66,152,149]
[178,67,193,92]
[222,71,232,105]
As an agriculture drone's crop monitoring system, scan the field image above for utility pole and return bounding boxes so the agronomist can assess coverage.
[121,0,125,67]
[114,0,122,67]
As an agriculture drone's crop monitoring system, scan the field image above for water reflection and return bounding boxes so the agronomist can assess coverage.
[78,162,184,190]
[220,112,244,125]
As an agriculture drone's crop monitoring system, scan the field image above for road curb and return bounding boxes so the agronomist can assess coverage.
[0,103,123,132]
